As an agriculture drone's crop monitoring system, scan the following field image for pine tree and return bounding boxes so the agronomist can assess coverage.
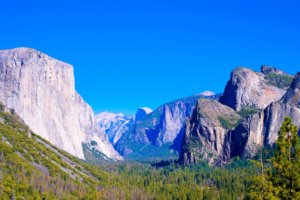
[248,117,300,200]
[248,175,278,200]
[248,146,279,200]
[271,117,300,199]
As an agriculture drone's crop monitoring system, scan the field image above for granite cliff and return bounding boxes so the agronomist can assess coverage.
[0,47,122,160]
[180,66,294,165]
[230,72,300,159]
[219,66,291,112]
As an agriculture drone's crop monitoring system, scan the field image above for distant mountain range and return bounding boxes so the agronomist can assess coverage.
[97,92,220,160]
[97,65,298,165]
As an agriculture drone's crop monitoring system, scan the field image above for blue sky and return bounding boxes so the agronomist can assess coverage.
[0,0,299,115]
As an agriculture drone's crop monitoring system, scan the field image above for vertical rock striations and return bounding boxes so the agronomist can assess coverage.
[179,99,241,165]
[0,47,122,160]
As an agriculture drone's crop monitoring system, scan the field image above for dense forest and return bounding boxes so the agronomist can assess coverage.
[0,106,299,199]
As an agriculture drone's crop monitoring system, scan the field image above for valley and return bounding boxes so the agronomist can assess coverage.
[0,47,299,199]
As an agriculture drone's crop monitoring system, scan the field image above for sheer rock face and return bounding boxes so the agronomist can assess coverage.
[219,67,287,111]
[0,47,122,160]
[230,73,300,158]
[179,99,240,165]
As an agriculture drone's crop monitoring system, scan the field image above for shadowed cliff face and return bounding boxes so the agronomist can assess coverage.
[0,47,122,161]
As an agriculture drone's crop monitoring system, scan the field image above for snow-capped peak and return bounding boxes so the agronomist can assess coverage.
[199,91,216,97]
[95,112,125,123]
[139,107,153,114]
[95,112,132,145]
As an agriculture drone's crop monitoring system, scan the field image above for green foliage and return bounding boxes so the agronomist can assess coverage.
[0,108,259,199]
[248,117,300,200]
[0,110,111,199]
[265,73,293,89]
[218,116,241,130]
[238,107,260,119]
[98,160,257,200]
[271,117,300,199]
[248,176,279,200]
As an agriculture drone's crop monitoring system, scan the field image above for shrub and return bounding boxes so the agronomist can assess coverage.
[218,116,241,130]
[265,73,293,89]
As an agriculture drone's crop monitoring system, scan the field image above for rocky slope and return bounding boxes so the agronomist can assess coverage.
[219,66,291,112]
[0,47,122,160]
[180,66,294,165]
[179,99,241,165]
[229,72,300,159]
[114,92,220,159]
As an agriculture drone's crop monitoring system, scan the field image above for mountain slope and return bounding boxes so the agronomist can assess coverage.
[229,72,300,159]
[0,105,114,199]
[0,47,122,161]
[0,103,257,199]
[180,66,294,165]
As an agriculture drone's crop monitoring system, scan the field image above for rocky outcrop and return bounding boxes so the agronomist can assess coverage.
[179,99,240,165]
[0,47,122,160]
[229,72,300,158]
[219,66,288,111]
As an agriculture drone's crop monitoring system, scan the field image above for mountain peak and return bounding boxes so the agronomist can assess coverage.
[0,47,72,70]
[139,107,153,114]
[281,72,300,107]
[199,91,216,97]
[134,107,152,121]
[219,66,287,111]
[261,65,289,76]
[95,112,125,120]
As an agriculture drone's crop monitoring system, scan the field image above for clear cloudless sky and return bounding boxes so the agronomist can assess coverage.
[0,0,299,115]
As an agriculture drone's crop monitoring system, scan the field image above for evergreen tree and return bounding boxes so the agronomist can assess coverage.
[271,117,300,199]
[248,117,300,200]
[248,175,279,200]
